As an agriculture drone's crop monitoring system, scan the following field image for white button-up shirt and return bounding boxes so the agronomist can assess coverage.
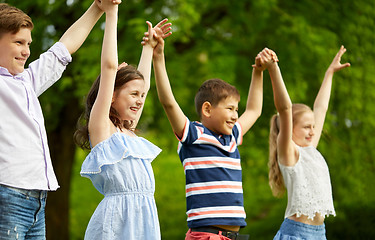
[0,42,72,191]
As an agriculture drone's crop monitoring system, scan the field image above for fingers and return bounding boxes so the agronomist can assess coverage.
[95,0,121,11]
[146,21,154,37]
[259,48,275,63]
[155,18,169,28]
[160,23,172,32]
[162,31,172,39]
[262,47,279,62]
[331,45,350,72]
[154,18,172,38]
[117,62,128,70]
[252,47,279,71]
[336,45,346,59]
[341,62,351,69]
[146,21,153,30]
[141,19,172,47]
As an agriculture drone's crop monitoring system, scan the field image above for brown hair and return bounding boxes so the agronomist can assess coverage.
[74,65,144,149]
[0,3,33,38]
[268,103,312,197]
[194,78,240,119]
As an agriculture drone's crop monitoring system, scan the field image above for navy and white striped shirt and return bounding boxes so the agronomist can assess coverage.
[177,118,246,228]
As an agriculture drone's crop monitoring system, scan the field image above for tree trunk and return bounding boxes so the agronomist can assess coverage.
[45,97,80,240]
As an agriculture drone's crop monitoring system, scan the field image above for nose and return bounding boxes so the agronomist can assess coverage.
[22,45,30,58]
[309,127,314,136]
[136,97,143,106]
[231,111,238,120]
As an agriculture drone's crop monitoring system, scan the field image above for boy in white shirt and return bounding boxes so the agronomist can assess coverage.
[0,1,119,238]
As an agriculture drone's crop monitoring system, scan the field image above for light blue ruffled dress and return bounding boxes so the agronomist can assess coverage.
[80,132,162,240]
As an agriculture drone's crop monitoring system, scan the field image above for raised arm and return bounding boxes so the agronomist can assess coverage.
[59,1,115,55]
[137,23,154,94]
[130,19,172,128]
[152,23,186,139]
[137,19,172,93]
[312,45,350,147]
[87,0,119,147]
[264,48,296,166]
[237,55,265,135]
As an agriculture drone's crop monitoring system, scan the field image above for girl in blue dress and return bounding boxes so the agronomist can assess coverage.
[74,0,172,239]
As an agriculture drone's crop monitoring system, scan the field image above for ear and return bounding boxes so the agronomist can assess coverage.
[111,92,116,104]
[201,101,212,118]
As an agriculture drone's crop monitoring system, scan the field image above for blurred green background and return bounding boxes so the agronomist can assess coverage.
[4,0,375,239]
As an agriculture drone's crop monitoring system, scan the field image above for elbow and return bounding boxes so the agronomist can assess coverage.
[102,60,118,72]
[159,99,177,113]
[161,101,174,111]
[254,107,262,119]
[277,99,292,114]
[313,103,328,114]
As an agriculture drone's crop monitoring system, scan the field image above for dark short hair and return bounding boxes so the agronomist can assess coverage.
[194,78,240,119]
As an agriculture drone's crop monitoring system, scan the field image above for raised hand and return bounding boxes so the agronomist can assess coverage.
[154,18,172,40]
[117,62,128,70]
[328,45,351,73]
[253,47,278,71]
[141,18,172,48]
[95,0,121,12]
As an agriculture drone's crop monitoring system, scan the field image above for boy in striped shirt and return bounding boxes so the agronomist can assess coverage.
[152,29,271,239]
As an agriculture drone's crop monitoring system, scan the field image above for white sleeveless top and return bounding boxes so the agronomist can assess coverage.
[278,146,336,220]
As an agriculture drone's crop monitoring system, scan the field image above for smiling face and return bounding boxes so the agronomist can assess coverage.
[204,96,239,135]
[292,110,315,147]
[111,79,146,121]
[0,28,32,75]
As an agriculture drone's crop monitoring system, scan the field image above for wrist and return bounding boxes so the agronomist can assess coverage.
[105,6,119,16]
[143,44,153,50]
[267,62,279,72]
[253,67,264,74]
[153,52,164,60]
[325,68,335,75]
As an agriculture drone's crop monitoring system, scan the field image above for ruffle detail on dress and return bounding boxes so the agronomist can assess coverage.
[293,209,336,220]
[80,132,161,175]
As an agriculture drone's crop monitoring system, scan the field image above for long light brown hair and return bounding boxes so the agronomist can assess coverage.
[268,103,312,197]
[74,65,144,150]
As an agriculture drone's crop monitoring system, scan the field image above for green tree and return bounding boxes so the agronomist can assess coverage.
[6,0,374,239]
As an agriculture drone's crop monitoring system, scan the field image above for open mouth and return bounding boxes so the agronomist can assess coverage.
[130,107,139,112]
[226,121,235,128]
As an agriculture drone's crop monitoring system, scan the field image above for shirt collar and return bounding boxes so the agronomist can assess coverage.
[0,66,26,79]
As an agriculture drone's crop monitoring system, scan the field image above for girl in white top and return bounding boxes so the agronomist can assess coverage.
[260,46,350,239]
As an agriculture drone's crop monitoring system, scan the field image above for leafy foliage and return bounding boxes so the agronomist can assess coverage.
[5,0,374,239]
